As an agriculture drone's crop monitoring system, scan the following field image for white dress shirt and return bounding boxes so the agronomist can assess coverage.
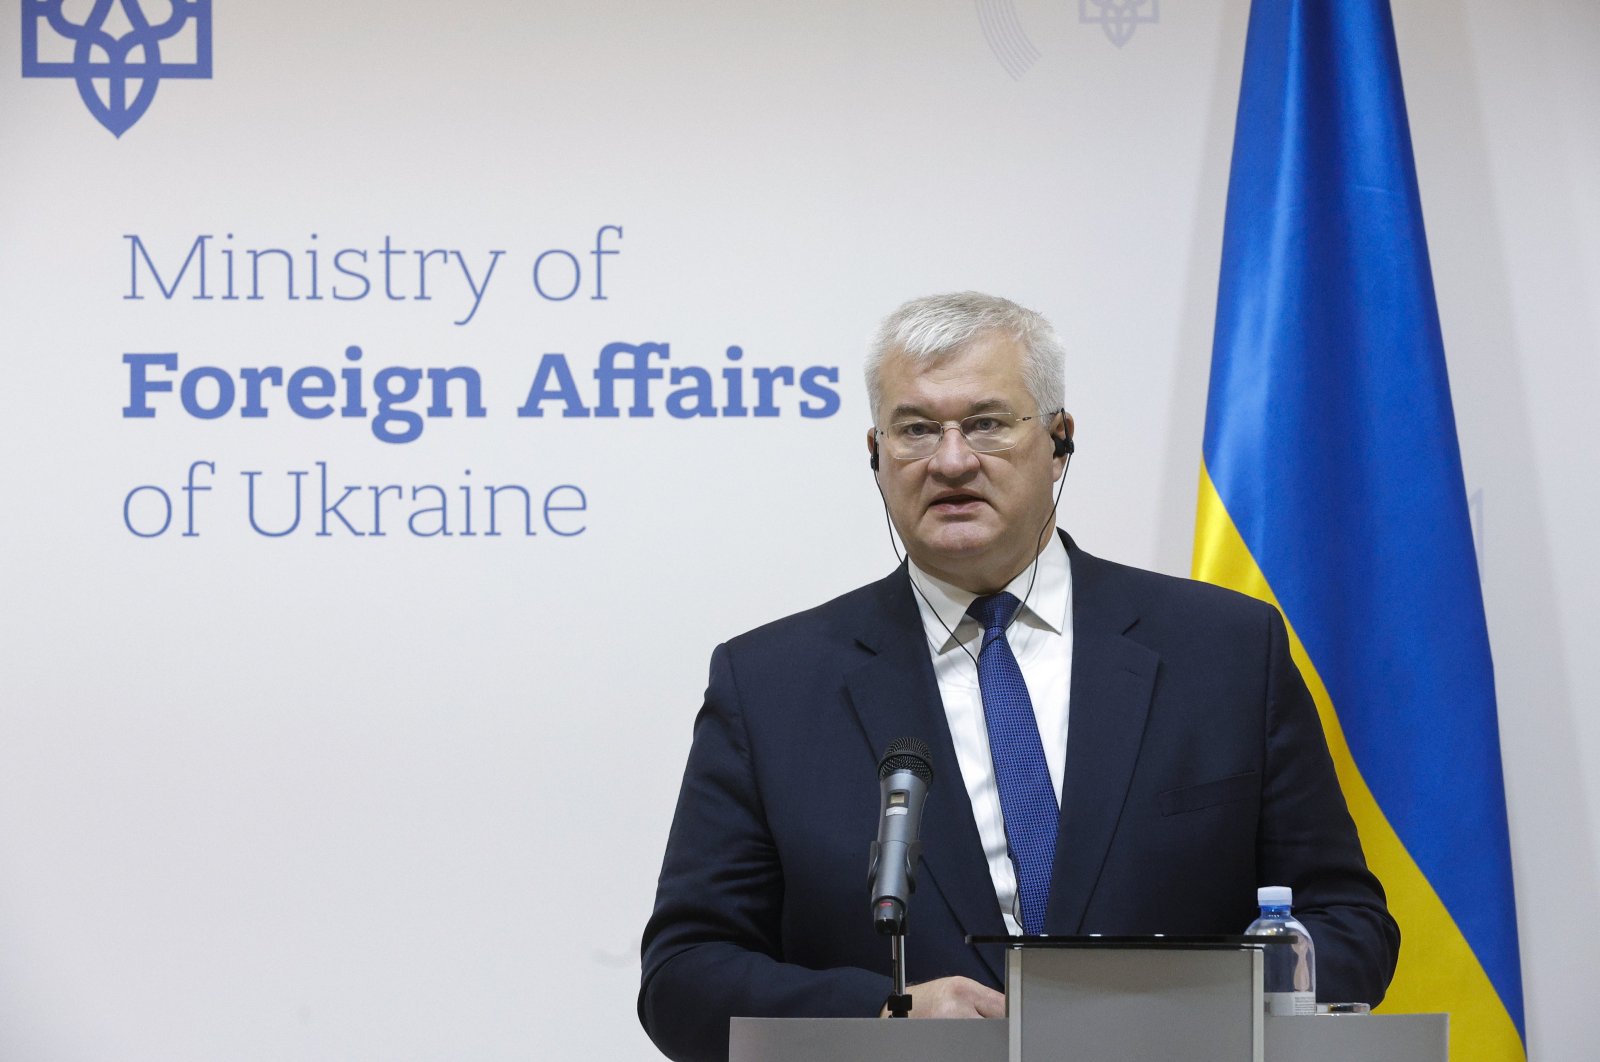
[907,536,1074,935]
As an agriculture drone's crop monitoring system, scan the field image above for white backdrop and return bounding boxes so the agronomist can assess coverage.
[1,1,1595,1059]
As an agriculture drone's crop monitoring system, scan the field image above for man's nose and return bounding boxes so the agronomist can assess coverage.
[927,424,979,475]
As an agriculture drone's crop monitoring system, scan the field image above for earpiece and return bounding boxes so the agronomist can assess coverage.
[1053,410,1074,457]
[869,446,880,471]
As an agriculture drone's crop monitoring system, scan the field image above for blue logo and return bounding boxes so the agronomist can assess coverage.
[21,0,212,137]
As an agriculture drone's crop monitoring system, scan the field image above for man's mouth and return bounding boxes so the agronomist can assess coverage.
[928,493,984,514]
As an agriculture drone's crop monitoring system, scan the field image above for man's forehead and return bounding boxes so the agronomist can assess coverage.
[877,337,1031,414]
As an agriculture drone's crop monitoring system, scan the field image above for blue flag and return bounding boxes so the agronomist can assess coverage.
[1192,3,1524,1059]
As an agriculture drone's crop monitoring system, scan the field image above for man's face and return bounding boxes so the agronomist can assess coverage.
[868,333,1069,594]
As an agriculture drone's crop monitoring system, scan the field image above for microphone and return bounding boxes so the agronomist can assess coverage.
[868,737,934,935]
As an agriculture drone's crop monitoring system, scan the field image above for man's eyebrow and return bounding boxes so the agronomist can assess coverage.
[886,398,1013,420]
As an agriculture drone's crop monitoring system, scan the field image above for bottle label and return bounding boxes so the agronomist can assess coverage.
[1265,991,1316,1016]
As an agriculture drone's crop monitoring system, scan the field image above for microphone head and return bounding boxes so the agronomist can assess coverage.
[878,737,934,783]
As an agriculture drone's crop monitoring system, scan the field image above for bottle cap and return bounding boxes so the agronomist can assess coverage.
[1257,885,1293,907]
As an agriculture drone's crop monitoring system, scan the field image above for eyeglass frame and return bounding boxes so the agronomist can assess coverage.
[871,408,1067,461]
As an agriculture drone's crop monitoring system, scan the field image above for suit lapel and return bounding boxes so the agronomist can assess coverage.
[1046,541,1160,933]
[843,568,1009,984]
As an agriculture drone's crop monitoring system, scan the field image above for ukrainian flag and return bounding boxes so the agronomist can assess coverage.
[1193,3,1524,1060]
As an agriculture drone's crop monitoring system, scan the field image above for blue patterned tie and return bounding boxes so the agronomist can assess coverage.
[969,592,1058,935]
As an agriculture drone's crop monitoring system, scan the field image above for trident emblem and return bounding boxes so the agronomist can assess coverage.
[21,0,213,137]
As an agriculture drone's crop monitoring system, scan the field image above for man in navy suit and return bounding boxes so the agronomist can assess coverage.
[639,293,1398,1062]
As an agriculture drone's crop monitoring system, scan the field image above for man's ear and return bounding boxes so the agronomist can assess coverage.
[1053,412,1076,458]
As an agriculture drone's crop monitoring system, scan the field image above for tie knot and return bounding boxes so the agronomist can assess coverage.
[968,591,1021,633]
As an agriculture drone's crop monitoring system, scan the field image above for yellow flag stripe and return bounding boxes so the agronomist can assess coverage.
[1193,460,1522,1062]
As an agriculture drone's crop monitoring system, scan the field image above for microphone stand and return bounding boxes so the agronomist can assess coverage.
[878,898,912,1018]
[887,931,911,1017]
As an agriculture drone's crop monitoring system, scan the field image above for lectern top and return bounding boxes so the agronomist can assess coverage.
[966,933,1279,949]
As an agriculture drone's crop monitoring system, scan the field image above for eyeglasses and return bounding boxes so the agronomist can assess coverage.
[873,410,1063,461]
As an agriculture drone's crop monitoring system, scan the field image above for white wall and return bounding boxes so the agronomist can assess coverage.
[0,1,1592,1059]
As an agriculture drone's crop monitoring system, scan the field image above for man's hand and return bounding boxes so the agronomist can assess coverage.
[881,975,1006,1018]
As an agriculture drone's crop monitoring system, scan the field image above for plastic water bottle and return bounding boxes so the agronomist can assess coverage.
[1245,885,1316,1016]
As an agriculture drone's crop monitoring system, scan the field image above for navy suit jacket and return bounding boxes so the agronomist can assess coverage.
[639,537,1398,1062]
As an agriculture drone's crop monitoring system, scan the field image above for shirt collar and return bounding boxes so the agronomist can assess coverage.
[908,534,1072,655]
